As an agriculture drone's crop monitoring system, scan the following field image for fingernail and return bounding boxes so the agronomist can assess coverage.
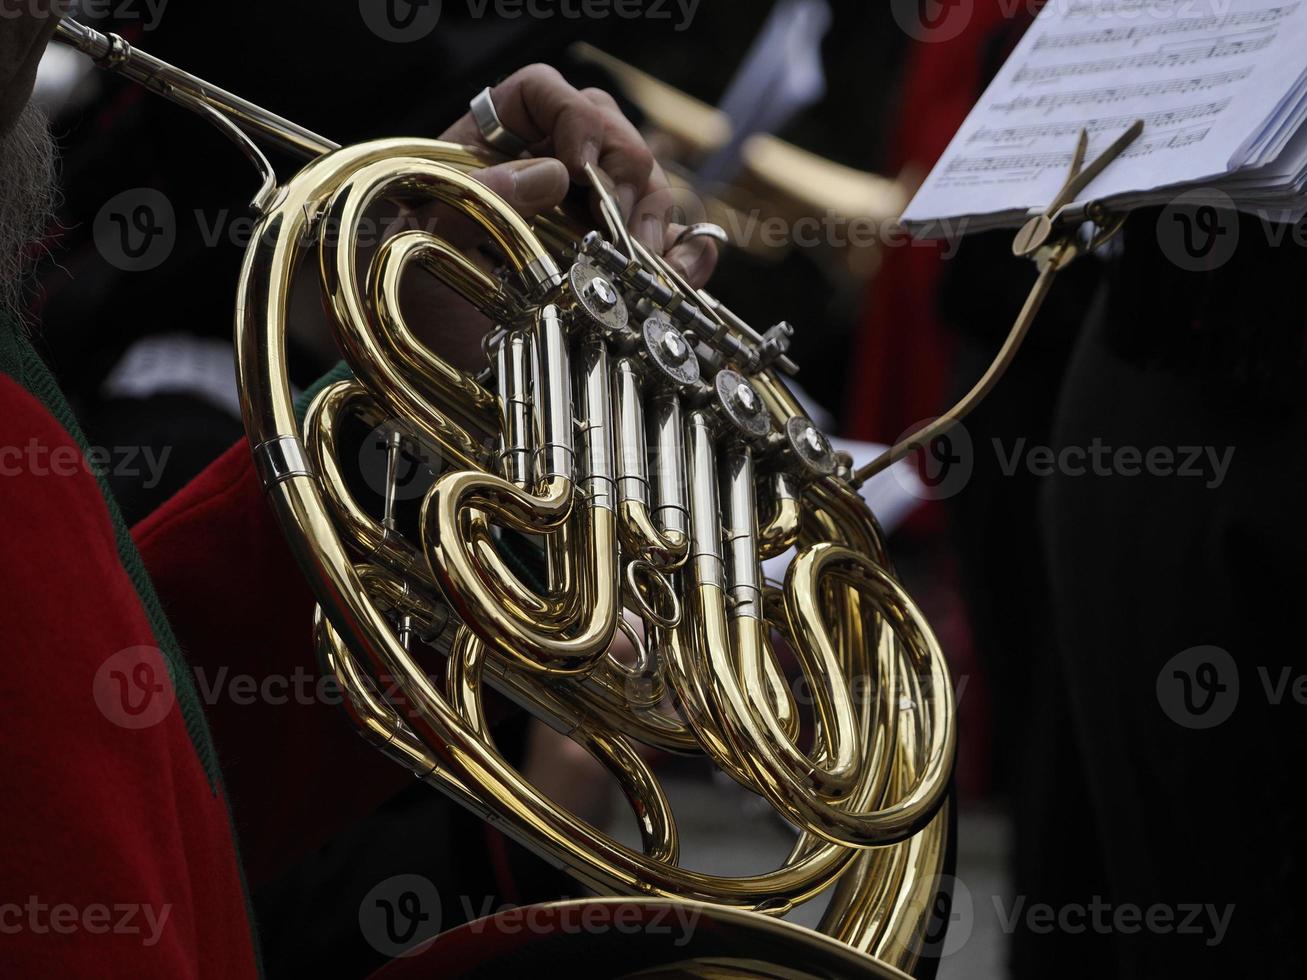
[615,183,638,219]
[636,215,663,252]
[512,159,566,208]
[667,243,711,285]
[666,250,697,283]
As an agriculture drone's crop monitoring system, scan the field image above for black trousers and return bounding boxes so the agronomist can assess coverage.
[1022,237,1306,977]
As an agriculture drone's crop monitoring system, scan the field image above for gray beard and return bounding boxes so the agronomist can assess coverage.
[0,102,57,327]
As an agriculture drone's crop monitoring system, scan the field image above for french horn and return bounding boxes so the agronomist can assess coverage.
[55,18,957,978]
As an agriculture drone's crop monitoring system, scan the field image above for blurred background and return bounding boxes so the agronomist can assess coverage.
[25,2,1108,976]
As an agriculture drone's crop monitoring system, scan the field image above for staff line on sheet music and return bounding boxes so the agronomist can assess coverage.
[1032,4,1300,50]
[970,100,1231,146]
[991,67,1252,114]
[942,129,1210,177]
[1014,31,1275,84]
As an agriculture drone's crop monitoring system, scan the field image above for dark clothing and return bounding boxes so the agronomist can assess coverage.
[1027,210,1307,977]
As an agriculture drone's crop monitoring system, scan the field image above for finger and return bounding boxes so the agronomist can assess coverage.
[627,157,682,254]
[443,65,608,182]
[471,157,571,219]
[579,88,658,227]
[580,89,711,256]
[663,225,720,290]
[581,87,680,251]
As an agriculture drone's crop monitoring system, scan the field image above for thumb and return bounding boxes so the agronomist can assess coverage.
[472,158,570,219]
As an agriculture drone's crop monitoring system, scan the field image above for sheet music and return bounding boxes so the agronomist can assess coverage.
[901,1,1307,235]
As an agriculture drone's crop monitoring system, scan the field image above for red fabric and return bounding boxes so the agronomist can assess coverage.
[133,440,408,888]
[0,374,408,975]
[845,1,1034,446]
[0,375,257,978]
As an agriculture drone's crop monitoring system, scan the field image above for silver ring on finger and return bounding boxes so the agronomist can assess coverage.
[470,86,531,157]
[673,222,729,249]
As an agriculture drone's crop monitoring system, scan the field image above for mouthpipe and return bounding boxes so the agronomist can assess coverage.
[55,18,338,160]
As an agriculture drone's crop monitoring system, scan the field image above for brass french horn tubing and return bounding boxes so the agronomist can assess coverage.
[56,18,959,977]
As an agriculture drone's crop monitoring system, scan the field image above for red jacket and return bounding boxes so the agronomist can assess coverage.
[0,365,412,976]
